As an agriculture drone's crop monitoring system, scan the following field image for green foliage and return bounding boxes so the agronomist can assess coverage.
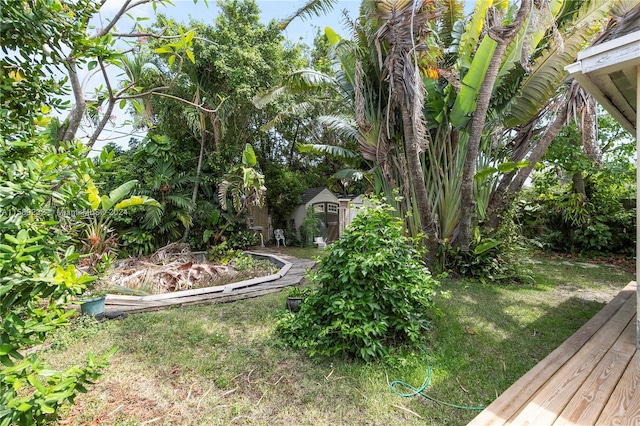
[224,230,259,250]
[230,252,255,271]
[276,199,439,362]
[264,168,306,230]
[299,206,322,248]
[119,228,157,257]
[445,213,532,284]
[0,347,117,426]
[519,178,635,254]
[518,119,636,255]
[0,0,98,138]
[0,136,116,424]
[206,242,243,265]
[219,144,266,214]
[265,0,624,269]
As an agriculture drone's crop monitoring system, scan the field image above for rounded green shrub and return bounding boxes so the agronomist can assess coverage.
[276,199,439,361]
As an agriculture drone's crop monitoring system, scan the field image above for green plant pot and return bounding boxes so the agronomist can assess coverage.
[286,297,302,313]
[80,295,106,317]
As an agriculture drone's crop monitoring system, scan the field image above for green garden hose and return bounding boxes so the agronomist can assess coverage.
[389,366,486,411]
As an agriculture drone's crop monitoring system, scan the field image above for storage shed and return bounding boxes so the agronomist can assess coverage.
[291,188,341,243]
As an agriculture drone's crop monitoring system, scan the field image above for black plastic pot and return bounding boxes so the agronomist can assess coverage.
[286,297,302,312]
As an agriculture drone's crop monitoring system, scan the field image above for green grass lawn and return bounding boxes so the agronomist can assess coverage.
[43,255,633,425]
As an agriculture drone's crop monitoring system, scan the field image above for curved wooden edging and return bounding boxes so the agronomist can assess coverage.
[104,251,313,314]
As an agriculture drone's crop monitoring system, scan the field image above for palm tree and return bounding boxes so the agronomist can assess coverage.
[268,0,628,269]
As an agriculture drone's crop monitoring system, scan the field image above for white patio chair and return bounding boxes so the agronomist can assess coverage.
[274,229,286,247]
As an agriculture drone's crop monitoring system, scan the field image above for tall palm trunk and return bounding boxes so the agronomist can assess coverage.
[374,1,442,268]
[458,0,532,251]
[399,95,439,267]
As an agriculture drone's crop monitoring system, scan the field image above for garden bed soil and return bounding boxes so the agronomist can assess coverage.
[100,246,278,296]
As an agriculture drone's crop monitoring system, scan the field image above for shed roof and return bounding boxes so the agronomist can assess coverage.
[301,187,330,204]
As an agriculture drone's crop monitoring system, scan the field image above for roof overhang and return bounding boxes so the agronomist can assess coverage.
[566,31,640,135]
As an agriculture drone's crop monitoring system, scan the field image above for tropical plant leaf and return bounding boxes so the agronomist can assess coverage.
[114,195,160,210]
[332,168,367,181]
[143,206,163,228]
[165,194,193,210]
[457,0,494,70]
[259,102,315,131]
[317,115,359,140]
[104,180,139,210]
[297,143,359,160]
[241,144,257,167]
[325,26,340,45]
[440,0,465,53]
[474,239,501,254]
[287,68,337,90]
[252,85,288,109]
[502,0,620,127]
[450,36,498,128]
[85,178,101,210]
[218,180,232,211]
[279,0,339,30]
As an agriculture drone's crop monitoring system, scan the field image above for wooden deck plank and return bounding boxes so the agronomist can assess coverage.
[553,320,637,425]
[468,281,637,426]
[597,350,640,425]
[507,296,637,425]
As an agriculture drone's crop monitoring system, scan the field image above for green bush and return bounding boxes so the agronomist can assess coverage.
[276,199,439,362]
[298,206,322,248]
[0,138,116,425]
[518,170,635,255]
[445,212,532,284]
[517,119,636,255]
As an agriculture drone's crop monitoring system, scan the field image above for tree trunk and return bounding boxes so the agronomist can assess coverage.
[400,99,438,269]
[506,104,568,197]
[60,61,86,143]
[181,111,209,243]
[572,171,586,196]
[457,0,532,251]
[486,104,568,230]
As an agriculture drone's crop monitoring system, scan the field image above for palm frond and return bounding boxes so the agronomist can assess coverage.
[502,0,619,126]
[332,168,368,181]
[218,180,233,211]
[279,0,339,30]
[288,68,338,90]
[252,85,288,109]
[297,143,359,161]
[260,102,315,132]
[143,206,163,229]
[166,194,193,210]
[317,115,359,140]
[439,0,465,50]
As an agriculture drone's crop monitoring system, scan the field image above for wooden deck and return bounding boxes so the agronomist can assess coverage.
[468,281,639,426]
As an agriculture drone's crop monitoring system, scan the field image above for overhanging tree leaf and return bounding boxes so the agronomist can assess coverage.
[450,36,498,128]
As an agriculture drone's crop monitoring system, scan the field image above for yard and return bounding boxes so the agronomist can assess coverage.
[44,253,633,426]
